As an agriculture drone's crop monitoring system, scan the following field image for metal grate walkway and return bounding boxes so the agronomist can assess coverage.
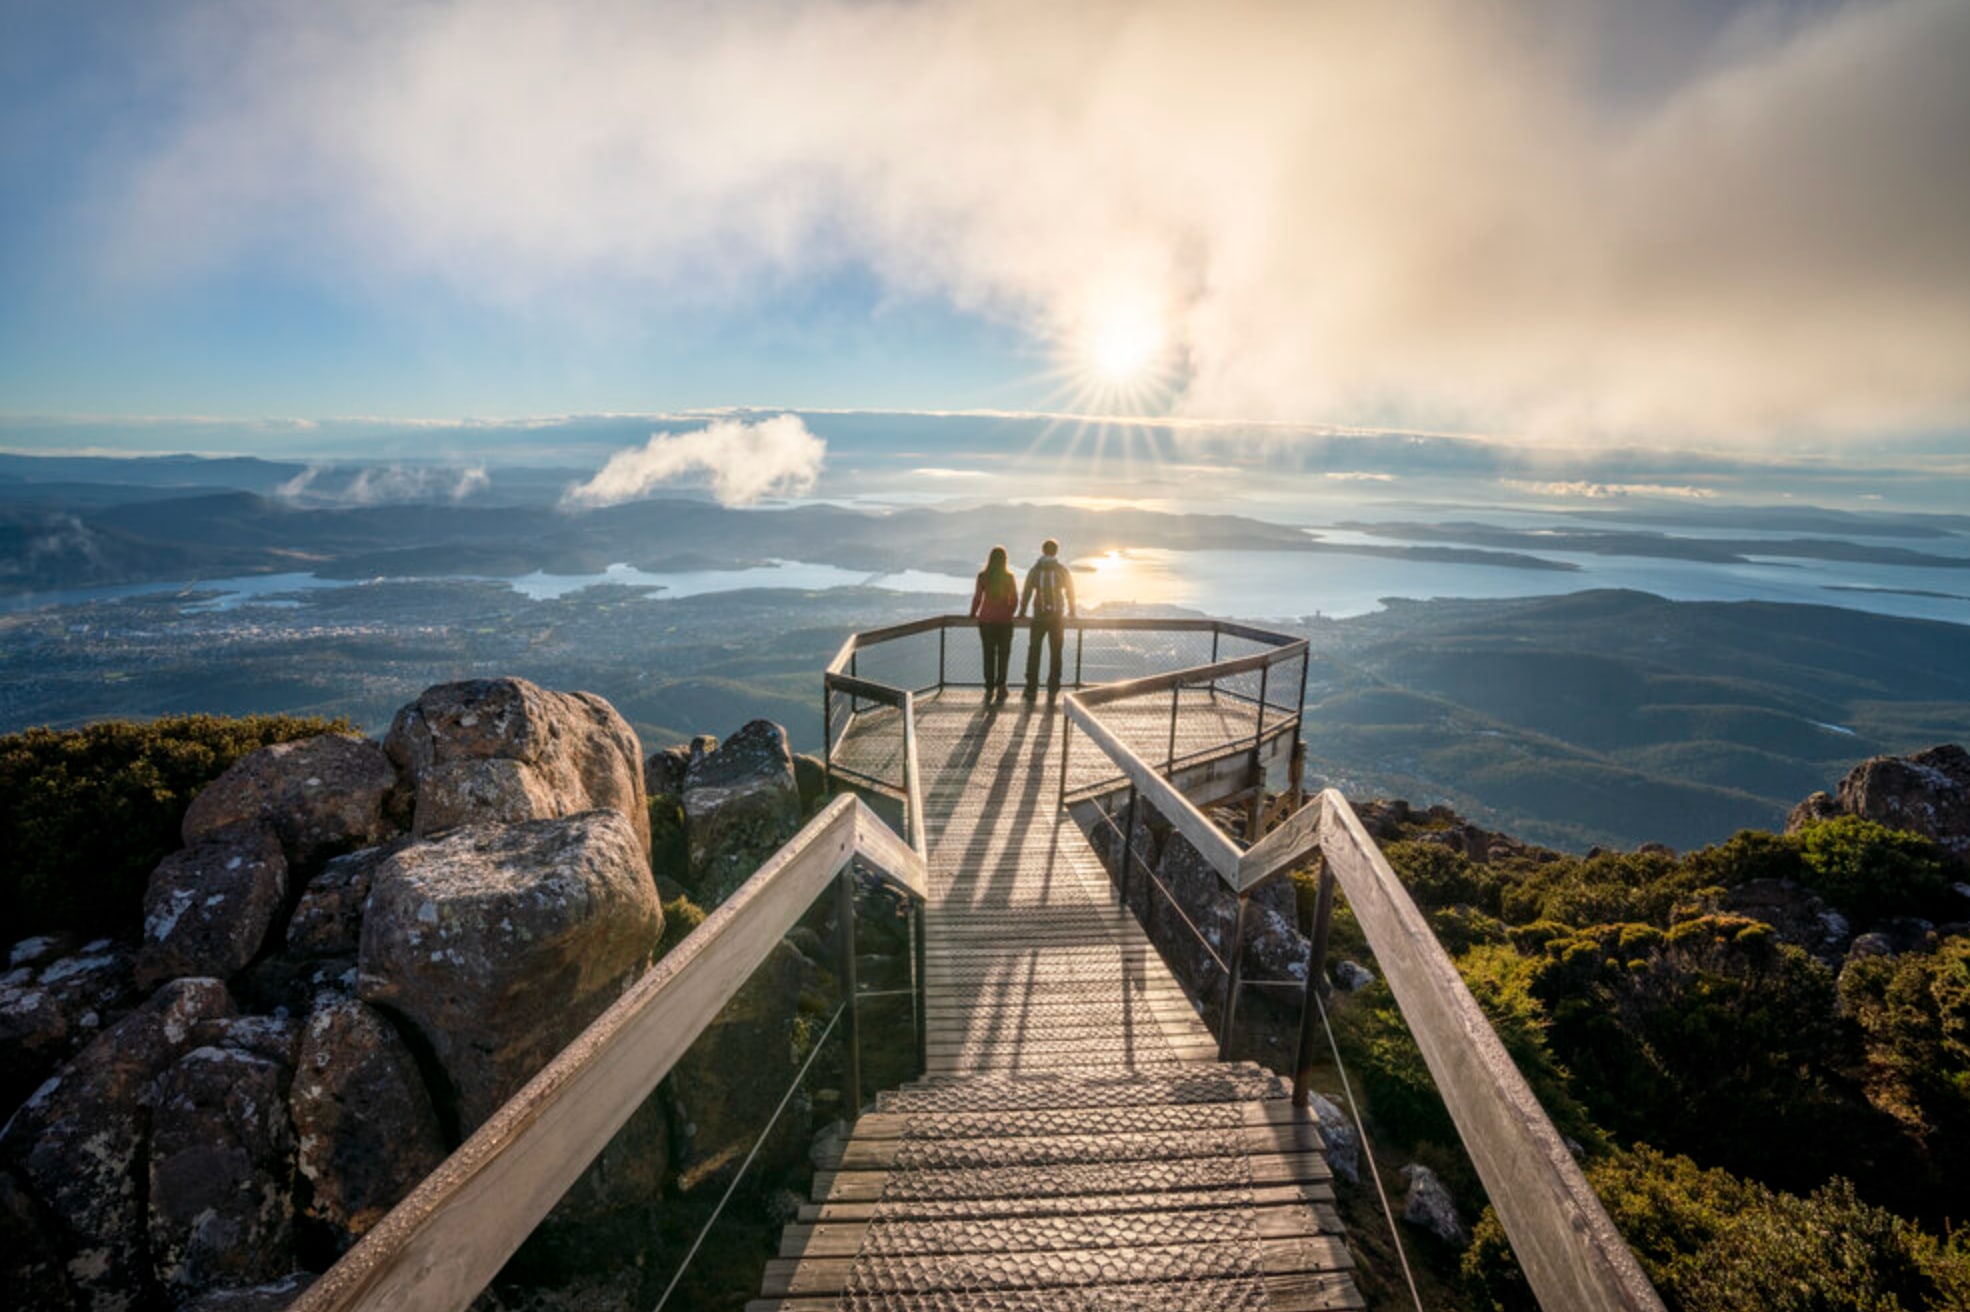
[750,695,1363,1311]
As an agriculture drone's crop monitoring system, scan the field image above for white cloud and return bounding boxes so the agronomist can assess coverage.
[91,0,1970,441]
[276,463,489,504]
[563,414,825,508]
[1324,471,1398,483]
[1500,480,1718,500]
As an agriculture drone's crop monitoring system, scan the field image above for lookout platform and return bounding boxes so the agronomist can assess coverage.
[752,694,1364,1310]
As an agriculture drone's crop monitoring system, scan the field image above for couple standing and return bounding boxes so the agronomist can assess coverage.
[969,539,1077,703]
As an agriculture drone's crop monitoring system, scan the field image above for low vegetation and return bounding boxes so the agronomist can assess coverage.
[1317,815,1970,1309]
[0,714,352,938]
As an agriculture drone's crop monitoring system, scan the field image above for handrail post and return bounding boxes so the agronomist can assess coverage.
[1218,892,1251,1060]
[1209,626,1220,697]
[822,682,833,790]
[1058,714,1071,808]
[1166,685,1180,770]
[1074,622,1084,689]
[911,899,927,1074]
[937,626,946,692]
[1294,864,1336,1107]
[1247,663,1271,841]
[836,868,863,1123]
[1119,785,1139,907]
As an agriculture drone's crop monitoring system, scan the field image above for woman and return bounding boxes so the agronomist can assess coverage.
[970,545,1019,702]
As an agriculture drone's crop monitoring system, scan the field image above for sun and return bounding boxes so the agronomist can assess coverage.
[1081,304,1167,385]
[1087,311,1165,384]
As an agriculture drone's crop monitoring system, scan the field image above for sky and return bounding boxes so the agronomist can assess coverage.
[2,0,1968,473]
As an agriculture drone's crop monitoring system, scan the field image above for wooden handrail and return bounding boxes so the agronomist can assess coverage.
[292,795,926,1312]
[1059,634,1662,1311]
[1316,791,1663,1312]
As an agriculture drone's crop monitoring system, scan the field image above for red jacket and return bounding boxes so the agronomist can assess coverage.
[971,570,1018,623]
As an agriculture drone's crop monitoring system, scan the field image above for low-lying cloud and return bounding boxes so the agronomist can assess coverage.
[89,0,1970,442]
[563,415,825,508]
[276,464,489,505]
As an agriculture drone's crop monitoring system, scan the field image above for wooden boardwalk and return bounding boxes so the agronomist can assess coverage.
[751,694,1363,1310]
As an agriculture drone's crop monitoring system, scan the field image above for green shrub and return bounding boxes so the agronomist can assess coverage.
[1466,1145,1970,1312]
[1523,915,1855,1185]
[658,894,707,960]
[0,714,352,938]
[1793,816,1952,923]
[1385,840,1503,914]
[1841,936,1970,1151]
[649,793,689,884]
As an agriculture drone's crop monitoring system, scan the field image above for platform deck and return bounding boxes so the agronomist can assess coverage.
[750,694,1361,1311]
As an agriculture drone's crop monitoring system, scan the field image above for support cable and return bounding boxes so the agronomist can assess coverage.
[1313,986,1426,1312]
[651,1001,848,1312]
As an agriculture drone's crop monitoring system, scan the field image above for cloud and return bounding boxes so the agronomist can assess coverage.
[1500,480,1718,500]
[563,414,825,508]
[85,0,1970,444]
[276,463,489,505]
[1324,471,1398,483]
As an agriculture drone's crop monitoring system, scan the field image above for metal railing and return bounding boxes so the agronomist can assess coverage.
[292,795,928,1312]
[1060,663,1666,1312]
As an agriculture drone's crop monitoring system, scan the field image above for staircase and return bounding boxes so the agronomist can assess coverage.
[755,695,1363,1310]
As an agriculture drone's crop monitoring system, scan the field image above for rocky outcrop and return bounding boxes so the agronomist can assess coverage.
[0,978,235,1312]
[357,811,662,1131]
[385,678,651,860]
[1789,744,1970,864]
[1719,879,1852,963]
[1,938,138,1113]
[286,842,402,960]
[148,1044,296,1295]
[136,825,288,990]
[183,735,402,868]
[1355,798,1563,866]
[290,996,447,1253]
[683,721,802,904]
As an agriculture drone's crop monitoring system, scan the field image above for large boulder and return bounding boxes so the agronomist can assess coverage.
[683,721,802,904]
[357,811,662,1132]
[183,735,401,869]
[147,1045,296,1296]
[290,996,447,1254]
[1789,744,1970,864]
[0,978,236,1312]
[385,679,650,860]
[286,842,403,960]
[136,825,288,989]
[1,939,138,1113]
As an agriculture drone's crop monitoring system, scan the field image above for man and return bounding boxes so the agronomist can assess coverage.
[1017,538,1077,700]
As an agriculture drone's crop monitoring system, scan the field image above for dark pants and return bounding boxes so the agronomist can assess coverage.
[978,622,1013,693]
[1024,614,1066,694]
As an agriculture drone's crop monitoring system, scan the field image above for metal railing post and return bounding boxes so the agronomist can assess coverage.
[912,899,927,1074]
[836,869,863,1122]
[1294,865,1337,1107]
[937,626,946,692]
[1074,623,1085,688]
[1058,715,1071,808]
[1247,663,1271,841]
[1218,893,1251,1060]
[1166,685,1181,770]
[1209,627,1220,696]
[822,682,833,789]
[1119,785,1139,907]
